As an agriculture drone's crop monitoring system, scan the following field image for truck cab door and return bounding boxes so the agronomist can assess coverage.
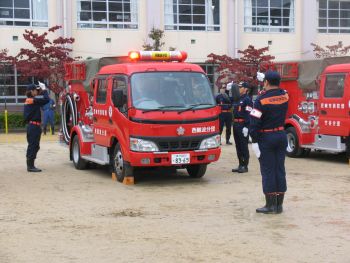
[93,77,109,146]
[318,73,349,136]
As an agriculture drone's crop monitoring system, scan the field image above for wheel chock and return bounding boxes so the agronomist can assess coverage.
[112,172,117,181]
[123,176,134,185]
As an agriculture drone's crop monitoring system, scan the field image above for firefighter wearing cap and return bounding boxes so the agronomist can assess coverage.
[216,85,233,145]
[232,82,253,173]
[24,82,50,172]
[249,71,289,214]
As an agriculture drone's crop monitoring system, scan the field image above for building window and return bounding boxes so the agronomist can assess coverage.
[197,63,217,90]
[0,0,48,27]
[77,0,138,29]
[164,0,220,31]
[318,0,350,33]
[244,0,295,33]
[0,65,28,105]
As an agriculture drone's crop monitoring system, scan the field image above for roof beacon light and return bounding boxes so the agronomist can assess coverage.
[128,51,187,62]
[129,51,140,60]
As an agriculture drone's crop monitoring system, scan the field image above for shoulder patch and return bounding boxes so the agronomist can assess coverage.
[250,108,262,119]
[25,98,34,105]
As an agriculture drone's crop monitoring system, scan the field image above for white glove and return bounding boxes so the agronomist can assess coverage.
[252,143,261,159]
[242,127,249,137]
[257,72,265,82]
[38,81,46,90]
[226,81,233,91]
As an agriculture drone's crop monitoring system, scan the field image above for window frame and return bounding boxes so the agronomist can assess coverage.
[0,0,48,27]
[0,64,28,105]
[76,0,138,30]
[164,0,221,32]
[111,74,128,113]
[324,73,345,98]
[95,78,108,104]
[244,0,295,33]
[318,0,350,34]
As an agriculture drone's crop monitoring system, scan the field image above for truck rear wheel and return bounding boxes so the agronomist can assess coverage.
[72,135,88,170]
[112,143,133,182]
[286,127,303,158]
[186,164,207,178]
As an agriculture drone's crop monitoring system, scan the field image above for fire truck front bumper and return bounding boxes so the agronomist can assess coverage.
[129,148,221,167]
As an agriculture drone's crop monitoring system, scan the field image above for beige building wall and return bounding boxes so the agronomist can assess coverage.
[0,0,61,56]
[1,0,350,61]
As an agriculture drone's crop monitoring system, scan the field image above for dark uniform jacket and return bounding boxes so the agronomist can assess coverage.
[23,90,50,123]
[233,94,253,126]
[216,93,232,111]
[249,89,289,143]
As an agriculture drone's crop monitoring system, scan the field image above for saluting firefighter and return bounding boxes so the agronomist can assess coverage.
[216,85,233,145]
[24,82,50,172]
[250,71,289,214]
[231,82,253,173]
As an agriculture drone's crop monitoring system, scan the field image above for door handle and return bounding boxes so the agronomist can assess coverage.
[93,116,97,122]
[320,110,327,115]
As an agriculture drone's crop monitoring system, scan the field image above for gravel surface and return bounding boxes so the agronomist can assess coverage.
[0,135,349,263]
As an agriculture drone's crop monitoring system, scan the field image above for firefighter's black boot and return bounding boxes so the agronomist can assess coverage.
[232,158,243,172]
[256,193,277,214]
[27,159,42,172]
[277,193,285,214]
[237,159,248,173]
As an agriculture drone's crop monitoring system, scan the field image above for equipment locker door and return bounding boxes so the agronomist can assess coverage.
[318,73,349,136]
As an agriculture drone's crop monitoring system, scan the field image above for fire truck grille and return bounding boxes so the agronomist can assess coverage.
[158,139,201,152]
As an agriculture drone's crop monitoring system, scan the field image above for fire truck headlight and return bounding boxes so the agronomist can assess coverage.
[130,138,159,152]
[199,135,221,150]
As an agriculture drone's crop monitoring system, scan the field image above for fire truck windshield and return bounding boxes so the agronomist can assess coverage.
[130,72,215,111]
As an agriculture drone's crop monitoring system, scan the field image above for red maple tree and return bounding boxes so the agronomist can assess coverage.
[14,25,76,96]
[207,45,275,88]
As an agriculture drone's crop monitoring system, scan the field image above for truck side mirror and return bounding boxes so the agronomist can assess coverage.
[112,89,126,108]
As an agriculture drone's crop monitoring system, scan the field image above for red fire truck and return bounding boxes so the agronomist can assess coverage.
[61,51,221,182]
[274,57,350,159]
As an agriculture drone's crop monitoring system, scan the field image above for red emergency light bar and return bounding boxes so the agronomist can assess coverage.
[128,51,188,62]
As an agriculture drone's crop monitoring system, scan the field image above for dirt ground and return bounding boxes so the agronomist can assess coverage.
[0,133,349,263]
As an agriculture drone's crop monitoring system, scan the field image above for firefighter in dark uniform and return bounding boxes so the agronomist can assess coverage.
[24,82,50,172]
[216,85,233,145]
[232,82,253,173]
[249,71,289,214]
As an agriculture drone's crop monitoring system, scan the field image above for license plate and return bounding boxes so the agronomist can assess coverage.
[171,153,190,165]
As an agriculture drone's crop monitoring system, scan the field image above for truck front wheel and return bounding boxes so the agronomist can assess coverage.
[286,127,303,158]
[72,135,88,170]
[186,164,207,178]
[112,143,133,182]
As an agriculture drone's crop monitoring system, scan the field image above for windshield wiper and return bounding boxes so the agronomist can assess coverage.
[142,105,185,113]
[178,103,214,114]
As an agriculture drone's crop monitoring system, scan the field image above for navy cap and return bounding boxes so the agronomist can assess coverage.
[26,84,40,91]
[264,71,281,83]
[238,82,250,89]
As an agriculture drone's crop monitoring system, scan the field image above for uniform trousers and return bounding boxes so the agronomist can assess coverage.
[258,131,287,193]
[219,112,233,142]
[43,110,55,134]
[233,123,250,166]
[26,124,42,160]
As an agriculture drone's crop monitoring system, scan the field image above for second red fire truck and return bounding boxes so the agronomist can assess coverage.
[61,51,221,183]
[274,57,350,160]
